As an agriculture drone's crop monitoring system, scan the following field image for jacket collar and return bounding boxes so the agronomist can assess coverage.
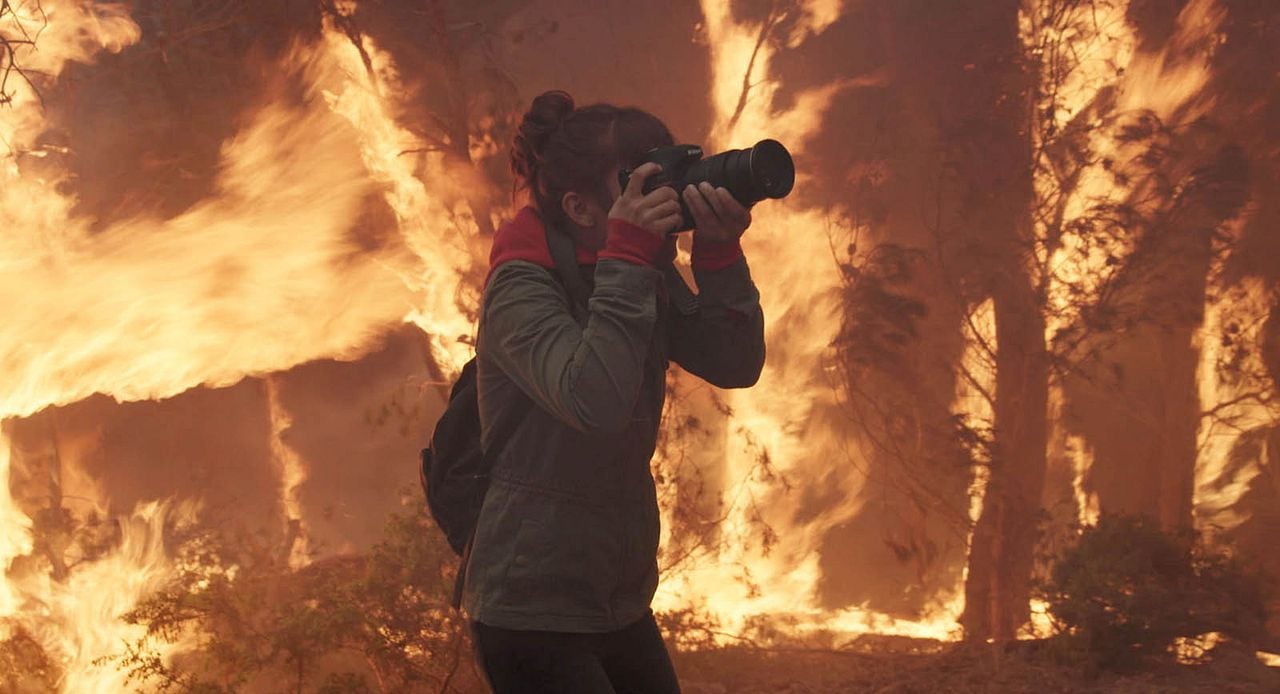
[487,206,598,285]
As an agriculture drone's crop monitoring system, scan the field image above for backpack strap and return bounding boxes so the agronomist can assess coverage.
[544,222,591,317]
[659,259,700,316]
[453,223,589,609]
[451,385,535,609]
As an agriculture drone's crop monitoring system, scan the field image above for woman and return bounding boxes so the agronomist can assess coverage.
[466,90,766,693]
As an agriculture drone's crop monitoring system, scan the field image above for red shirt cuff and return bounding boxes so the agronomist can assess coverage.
[598,219,666,267]
[691,237,744,272]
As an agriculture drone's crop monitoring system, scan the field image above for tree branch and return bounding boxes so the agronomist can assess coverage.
[318,0,375,82]
[0,0,46,108]
[727,1,779,132]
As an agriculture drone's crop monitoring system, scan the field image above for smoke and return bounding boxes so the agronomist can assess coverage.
[3,0,1278,676]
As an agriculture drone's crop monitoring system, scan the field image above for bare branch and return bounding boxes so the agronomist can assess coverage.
[0,0,46,107]
[318,0,376,82]
[726,1,779,131]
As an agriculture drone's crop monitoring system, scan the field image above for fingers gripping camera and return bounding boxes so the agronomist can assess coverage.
[617,139,795,233]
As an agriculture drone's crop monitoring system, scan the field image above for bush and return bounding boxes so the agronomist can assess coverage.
[111,499,483,693]
[1041,514,1268,670]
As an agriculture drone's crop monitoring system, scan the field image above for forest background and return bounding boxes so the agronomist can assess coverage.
[1,0,1279,691]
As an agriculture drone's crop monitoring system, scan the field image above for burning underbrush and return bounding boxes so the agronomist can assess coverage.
[3,0,1280,690]
[1,496,479,692]
[3,501,1275,693]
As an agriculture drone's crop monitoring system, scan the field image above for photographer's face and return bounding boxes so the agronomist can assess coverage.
[561,167,623,251]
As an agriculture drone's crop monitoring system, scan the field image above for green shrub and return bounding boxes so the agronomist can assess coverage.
[1041,514,1268,670]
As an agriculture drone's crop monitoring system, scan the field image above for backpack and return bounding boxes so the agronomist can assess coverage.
[418,356,509,556]
[419,220,589,605]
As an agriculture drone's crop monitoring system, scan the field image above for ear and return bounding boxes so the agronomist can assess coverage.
[561,191,597,229]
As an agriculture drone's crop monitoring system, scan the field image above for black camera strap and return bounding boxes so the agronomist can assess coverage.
[546,219,699,320]
[660,261,700,317]
[545,222,591,319]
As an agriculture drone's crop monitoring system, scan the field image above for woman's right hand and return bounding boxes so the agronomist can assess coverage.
[608,162,682,238]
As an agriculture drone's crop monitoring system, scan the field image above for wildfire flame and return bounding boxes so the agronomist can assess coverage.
[0,0,1274,686]
[1196,277,1275,530]
[649,0,962,642]
[1028,0,1237,530]
[0,0,476,685]
[266,376,309,569]
[25,502,192,694]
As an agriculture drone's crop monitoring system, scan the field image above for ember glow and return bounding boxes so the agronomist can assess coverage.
[1,0,1276,687]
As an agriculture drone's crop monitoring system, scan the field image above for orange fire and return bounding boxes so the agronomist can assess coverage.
[647,0,962,642]
[0,0,476,684]
[1,0,1275,686]
[1197,276,1274,530]
[266,376,309,569]
[1026,0,1235,531]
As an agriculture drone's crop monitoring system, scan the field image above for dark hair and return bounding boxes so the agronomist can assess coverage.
[511,90,674,229]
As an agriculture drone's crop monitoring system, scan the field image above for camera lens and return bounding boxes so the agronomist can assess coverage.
[684,139,795,207]
[749,139,794,199]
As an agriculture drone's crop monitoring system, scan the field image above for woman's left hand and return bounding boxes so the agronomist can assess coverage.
[683,182,752,243]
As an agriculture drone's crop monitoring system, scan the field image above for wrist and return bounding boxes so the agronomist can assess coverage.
[599,218,667,267]
[691,235,744,271]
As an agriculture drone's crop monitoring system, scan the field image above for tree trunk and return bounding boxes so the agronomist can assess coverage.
[963,266,1049,641]
[1062,2,1247,534]
[938,0,1045,642]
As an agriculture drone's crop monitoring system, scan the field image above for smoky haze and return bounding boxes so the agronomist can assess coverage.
[3,0,1278,659]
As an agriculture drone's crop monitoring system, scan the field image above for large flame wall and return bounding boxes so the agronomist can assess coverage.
[2,0,1277,688]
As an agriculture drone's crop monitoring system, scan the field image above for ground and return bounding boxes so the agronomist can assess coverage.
[671,639,1280,693]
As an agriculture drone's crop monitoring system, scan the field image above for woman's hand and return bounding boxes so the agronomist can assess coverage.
[609,162,682,238]
[684,182,752,243]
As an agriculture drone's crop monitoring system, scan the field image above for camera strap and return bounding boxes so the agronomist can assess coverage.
[546,220,699,320]
[544,222,591,321]
[660,260,700,317]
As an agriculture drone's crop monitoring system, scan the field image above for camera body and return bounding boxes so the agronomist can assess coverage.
[617,145,705,231]
[618,139,795,233]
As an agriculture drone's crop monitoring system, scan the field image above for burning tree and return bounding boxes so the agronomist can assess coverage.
[957,0,1261,642]
[834,0,1272,643]
[1,0,1278,689]
[828,0,1048,641]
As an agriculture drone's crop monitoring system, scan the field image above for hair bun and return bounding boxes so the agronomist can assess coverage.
[512,90,575,184]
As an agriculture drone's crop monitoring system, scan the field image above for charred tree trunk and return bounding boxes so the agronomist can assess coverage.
[1157,317,1205,531]
[953,0,1045,643]
[1081,142,1247,530]
[963,266,1049,641]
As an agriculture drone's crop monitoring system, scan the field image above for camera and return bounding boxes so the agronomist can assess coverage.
[617,139,795,232]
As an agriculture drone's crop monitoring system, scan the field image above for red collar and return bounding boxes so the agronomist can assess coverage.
[487,206,597,285]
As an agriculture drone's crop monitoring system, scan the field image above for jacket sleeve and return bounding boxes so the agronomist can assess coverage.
[667,256,766,389]
[481,258,662,433]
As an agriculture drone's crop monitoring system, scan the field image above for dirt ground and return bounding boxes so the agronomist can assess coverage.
[670,640,1280,693]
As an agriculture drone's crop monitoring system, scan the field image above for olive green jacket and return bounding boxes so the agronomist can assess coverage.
[464,242,764,633]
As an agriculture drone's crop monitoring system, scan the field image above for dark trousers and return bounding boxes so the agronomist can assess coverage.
[471,612,681,694]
